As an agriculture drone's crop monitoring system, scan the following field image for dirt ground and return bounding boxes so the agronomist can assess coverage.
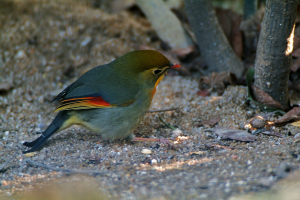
[1,1,300,200]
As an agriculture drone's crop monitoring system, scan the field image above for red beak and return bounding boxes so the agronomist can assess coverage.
[170,63,181,69]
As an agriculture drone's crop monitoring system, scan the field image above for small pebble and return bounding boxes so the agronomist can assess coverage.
[38,123,46,130]
[141,149,152,154]
[24,152,37,157]
[172,128,182,138]
[81,36,92,47]
[247,115,267,129]
[151,159,157,165]
[1,180,8,186]
[294,133,300,139]
[257,176,275,188]
[276,162,291,179]
[15,50,26,59]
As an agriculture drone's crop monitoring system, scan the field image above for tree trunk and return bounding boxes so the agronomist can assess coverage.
[184,0,244,77]
[244,0,258,20]
[254,0,297,110]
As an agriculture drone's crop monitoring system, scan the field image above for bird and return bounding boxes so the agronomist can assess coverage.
[23,50,180,153]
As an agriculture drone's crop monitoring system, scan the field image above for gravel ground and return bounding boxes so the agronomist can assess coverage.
[1,1,300,200]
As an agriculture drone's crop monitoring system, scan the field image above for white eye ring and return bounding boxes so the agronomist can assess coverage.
[153,69,163,75]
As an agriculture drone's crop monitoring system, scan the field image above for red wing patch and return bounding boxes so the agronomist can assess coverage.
[54,96,114,111]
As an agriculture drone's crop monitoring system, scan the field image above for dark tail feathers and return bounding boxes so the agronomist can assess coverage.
[23,112,69,153]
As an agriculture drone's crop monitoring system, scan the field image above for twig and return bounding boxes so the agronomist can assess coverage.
[147,107,178,113]
[75,59,90,68]
[211,145,232,151]
[0,127,18,131]
[0,146,20,171]
[21,159,107,175]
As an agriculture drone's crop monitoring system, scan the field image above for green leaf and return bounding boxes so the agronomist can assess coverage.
[158,115,176,130]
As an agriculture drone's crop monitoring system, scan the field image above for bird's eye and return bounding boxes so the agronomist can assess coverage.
[153,69,163,75]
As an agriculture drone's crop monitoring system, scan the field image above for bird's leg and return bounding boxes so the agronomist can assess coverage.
[131,137,174,146]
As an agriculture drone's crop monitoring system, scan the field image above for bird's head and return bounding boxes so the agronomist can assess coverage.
[110,50,180,88]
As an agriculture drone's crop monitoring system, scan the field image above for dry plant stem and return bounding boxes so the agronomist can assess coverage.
[132,137,174,146]
[254,0,298,109]
[147,107,178,113]
[158,114,176,130]
[21,159,107,175]
[184,0,243,77]
[0,147,20,171]
[0,127,18,131]
[135,0,192,49]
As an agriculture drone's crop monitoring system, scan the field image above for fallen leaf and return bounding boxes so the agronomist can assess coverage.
[261,130,284,138]
[246,68,285,111]
[199,72,236,95]
[291,121,300,127]
[252,85,284,110]
[164,0,182,9]
[275,107,300,124]
[110,0,135,12]
[136,0,193,49]
[197,116,220,126]
[197,90,210,97]
[214,127,256,142]
[171,46,195,59]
